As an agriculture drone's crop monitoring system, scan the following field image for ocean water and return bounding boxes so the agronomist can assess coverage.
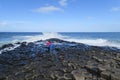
[0,32,120,48]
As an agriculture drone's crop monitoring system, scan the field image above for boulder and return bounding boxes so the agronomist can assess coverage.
[71,70,85,80]
[0,43,14,50]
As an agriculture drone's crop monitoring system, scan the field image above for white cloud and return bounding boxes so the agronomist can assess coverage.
[32,6,64,13]
[111,7,120,12]
[59,0,68,6]
[0,21,30,28]
[0,21,9,27]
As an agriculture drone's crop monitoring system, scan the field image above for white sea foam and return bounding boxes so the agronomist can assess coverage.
[0,44,20,54]
[65,38,107,46]
[21,32,68,42]
[65,38,120,48]
[1,32,119,54]
[11,32,120,48]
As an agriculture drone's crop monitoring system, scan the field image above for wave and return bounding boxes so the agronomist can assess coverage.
[12,32,68,42]
[65,38,120,48]
[10,32,120,48]
[0,43,20,54]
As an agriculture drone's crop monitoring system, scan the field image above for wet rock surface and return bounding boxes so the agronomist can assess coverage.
[0,38,120,80]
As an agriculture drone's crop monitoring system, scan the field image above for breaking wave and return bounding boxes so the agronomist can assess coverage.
[11,32,120,48]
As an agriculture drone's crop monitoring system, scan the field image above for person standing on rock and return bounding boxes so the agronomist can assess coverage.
[50,43,59,62]
[46,41,59,62]
[46,41,51,53]
[50,43,55,55]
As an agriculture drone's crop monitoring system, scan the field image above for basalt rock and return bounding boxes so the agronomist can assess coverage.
[71,70,85,80]
[0,38,120,80]
[0,43,14,50]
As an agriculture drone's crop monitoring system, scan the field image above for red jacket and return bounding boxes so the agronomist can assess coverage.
[46,41,51,47]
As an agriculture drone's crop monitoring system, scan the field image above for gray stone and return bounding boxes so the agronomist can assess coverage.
[71,70,85,80]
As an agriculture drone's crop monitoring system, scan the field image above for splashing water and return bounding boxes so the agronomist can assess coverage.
[24,32,68,42]
[20,32,120,48]
[0,32,120,48]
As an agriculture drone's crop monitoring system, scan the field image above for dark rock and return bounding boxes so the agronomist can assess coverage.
[64,73,73,80]
[47,38,68,43]
[20,42,27,47]
[0,38,120,80]
[54,71,64,79]
[71,70,85,80]
[92,56,103,63]
[0,43,14,49]
[15,42,21,44]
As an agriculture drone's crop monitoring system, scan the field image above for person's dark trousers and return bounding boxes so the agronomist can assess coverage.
[48,47,50,53]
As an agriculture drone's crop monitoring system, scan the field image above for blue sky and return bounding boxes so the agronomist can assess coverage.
[0,0,120,32]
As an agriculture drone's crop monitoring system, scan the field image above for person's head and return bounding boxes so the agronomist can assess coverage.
[47,40,50,42]
[47,41,52,44]
[49,41,52,43]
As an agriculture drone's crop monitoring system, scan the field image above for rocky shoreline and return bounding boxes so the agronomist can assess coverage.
[0,38,120,80]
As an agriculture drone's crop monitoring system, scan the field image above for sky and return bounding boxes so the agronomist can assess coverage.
[0,0,120,32]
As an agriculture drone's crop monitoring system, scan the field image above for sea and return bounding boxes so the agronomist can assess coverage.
[0,32,120,48]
